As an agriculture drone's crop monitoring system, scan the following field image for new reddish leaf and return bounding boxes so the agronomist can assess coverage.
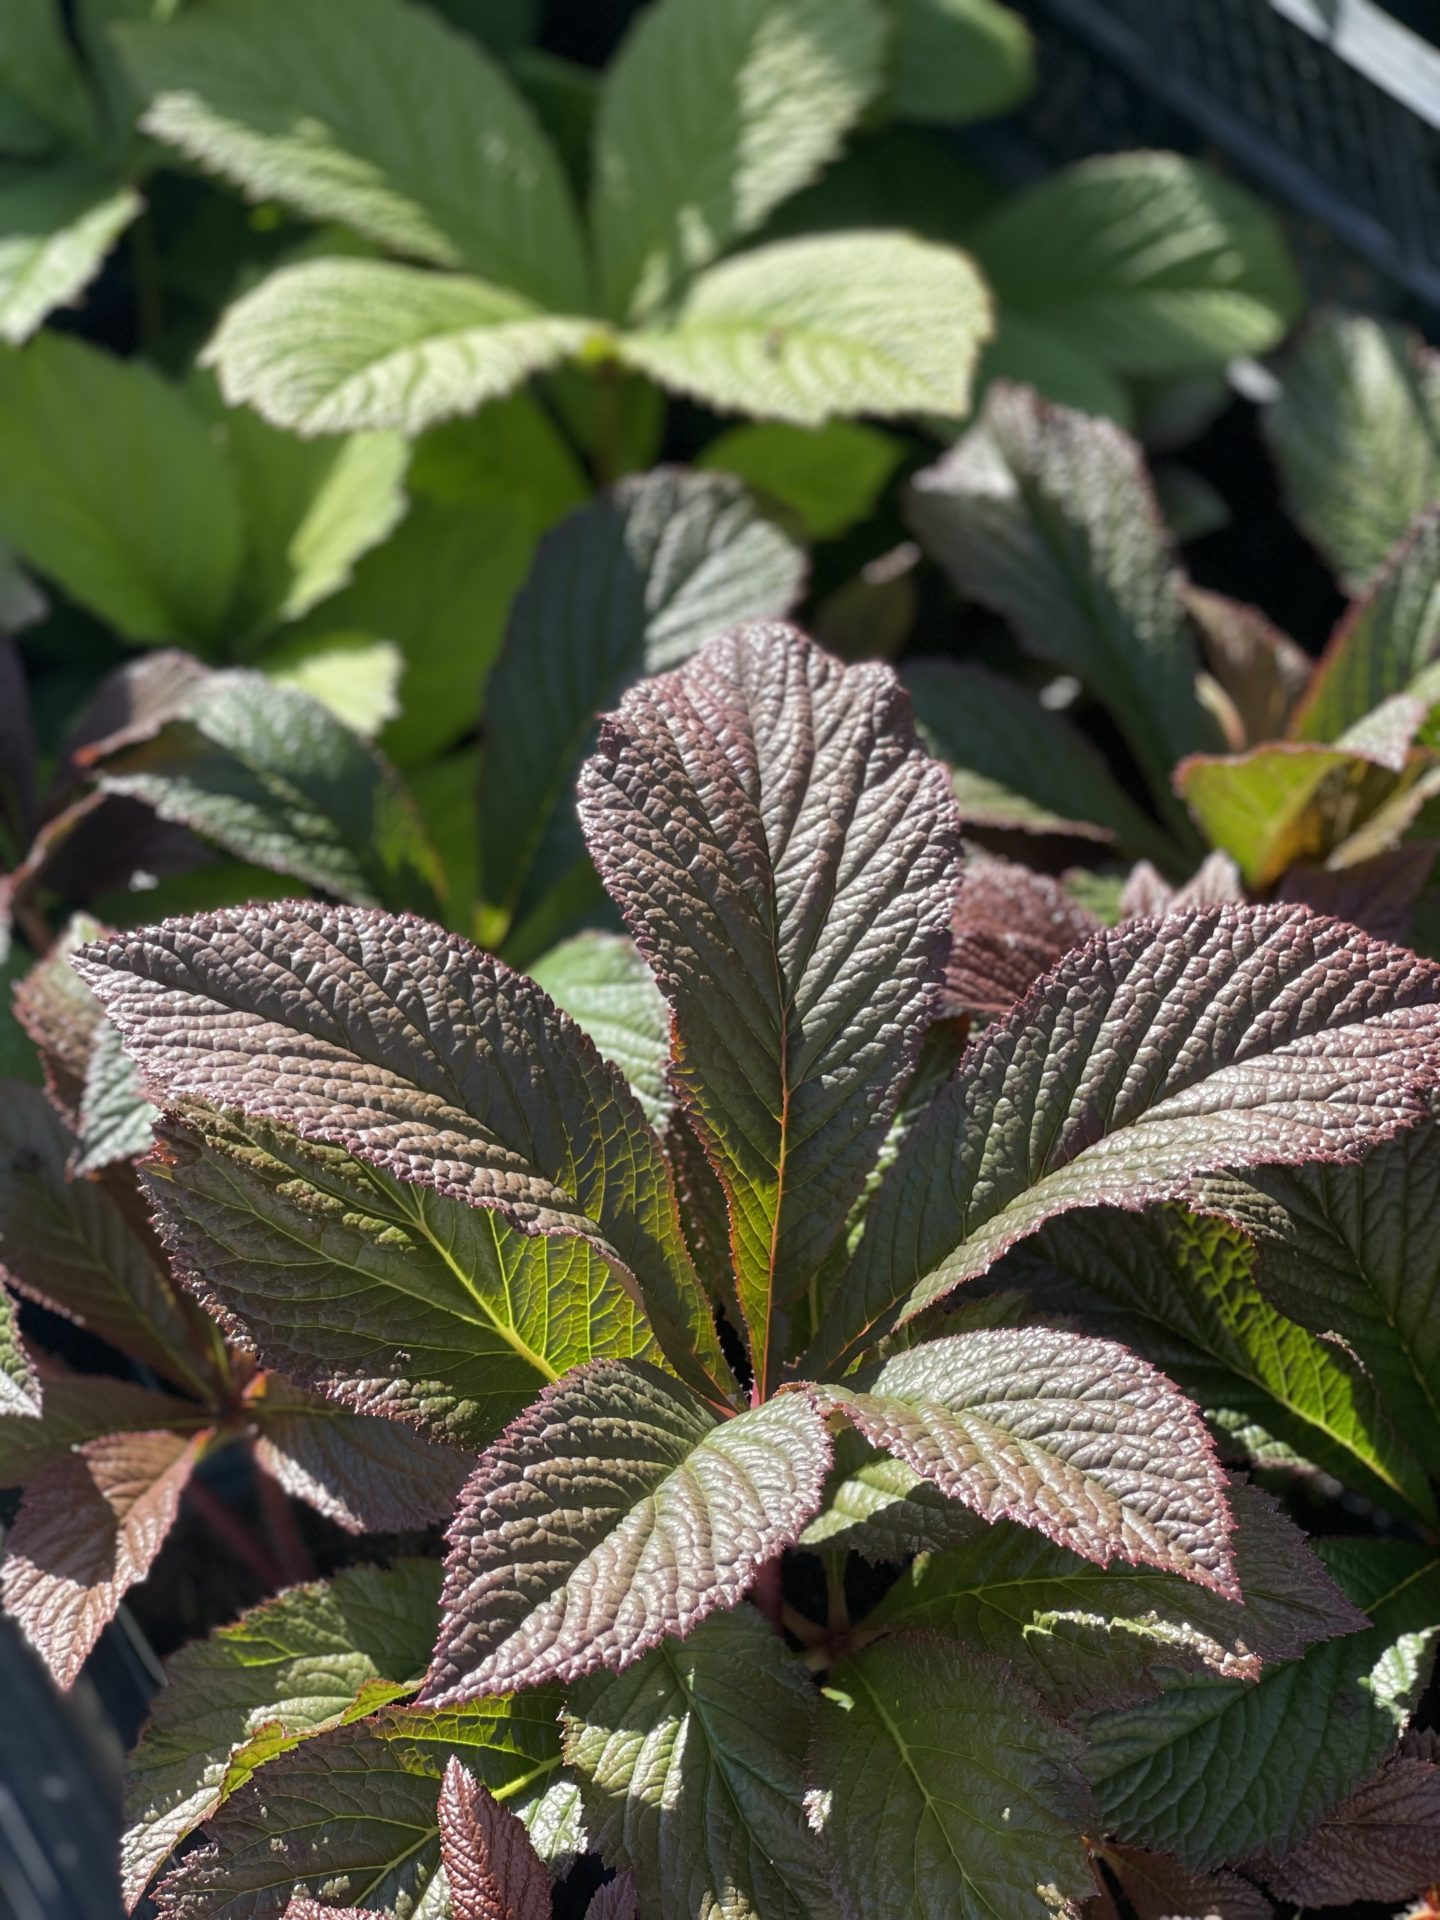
[440,1755,551,1920]
[944,853,1099,1016]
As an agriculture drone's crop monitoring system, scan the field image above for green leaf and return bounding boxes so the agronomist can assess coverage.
[908,382,1219,818]
[1185,585,1310,748]
[1009,1203,1435,1522]
[905,657,1171,855]
[151,1696,572,1919]
[122,0,587,309]
[0,331,242,645]
[408,387,587,529]
[798,1428,983,1559]
[0,0,98,155]
[865,1479,1368,1715]
[1264,309,1440,591]
[0,166,140,345]
[592,0,885,320]
[564,1606,836,1920]
[206,258,592,435]
[122,1559,442,1907]
[697,419,903,540]
[969,152,1302,376]
[1081,1540,1440,1868]
[812,1634,1095,1920]
[817,1326,1236,1590]
[78,900,734,1404]
[0,1283,38,1418]
[976,312,1134,425]
[890,0,1033,125]
[529,933,670,1133]
[1292,507,1440,743]
[264,633,403,740]
[621,232,992,425]
[809,905,1440,1372]
[73,1018,158,1176]
[580,624,961,1393]
[148,1102,655,1449]
[1247,1740,1440,1908]
[92,669,444,912]
[424,1360,830,1701]
[478,469,805,962]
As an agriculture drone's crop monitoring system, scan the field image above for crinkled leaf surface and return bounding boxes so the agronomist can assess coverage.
[0,1282,37,1417]
[480,469,804,963]
[593,0,883,319]
[0,1371,207,1489]
[811,905,1440,1370]
[122,1559,441,1908]
[439,1755,550,1920]
[0,165,140,346]
[76,901,731,1403]
[1264,309,1440,591]
[1091,1846,1271,1920]
[1081,1539,1440,1868]
[945,853,1100,1016]
[206,260,591,436]
[865,1479,1365,1714]
[149,1104,653,1450]
[529,934,670,1133]
[73,1018,158,1176]
[620,233,992,425]
[2,1426,206,1688]
[580,623,960,1390]
[564,1605,836,1920]
[812,1634,1096,1920]
[424,1360,830,1702]
[908,384,1218,813]
[798,1429,984,1560]
[153,1696,570,1920]
[1250,1739,1440,1906]
[123,0,587,309]
[586,1873,638,1920]
[817,1327,1235,1591]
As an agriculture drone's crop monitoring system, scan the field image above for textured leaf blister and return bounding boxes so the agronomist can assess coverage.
[579,621,961,1388]
[439,1755,551,1920]
[818,1327,1236,1592]
[819,904,1440,1366]
[1250,1735,1440,1906]
[75,900,730,1401]
[423,1360,831,1702]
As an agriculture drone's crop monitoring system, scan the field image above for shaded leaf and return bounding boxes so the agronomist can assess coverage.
[0,1281,38,1417]
[0,1371,207,1490]
[206,259,591,436]
[586,1874,637,1920]
[579,623,961,1390]
[80,901,730,1402]
[423,1359,830,1702]
[74,1019,158,1176]
[621,232,992,425]
[812,1634,1095,1920]
[440,1755,550,1920]
[480,468,805,962]
[122,1558,442,1908]
[1278,842,1439,946]
[1092,1846,1271,1920]
[2,1426,206,1688]
[1264,308,1440,591]
[812,905,1440,1371]
[123,0,587,308]
[592,0,884,319]
[564,1605,836,1920]
[697,419,903,540]
[1185,586,1310,750]
[0,165,139,346]
[890,0,1033,126]
[1249,1741,1440,1906]
[798,1428,984,1559]
[0,1,98,155]
[945,852,1100,1016]
[529,933,670,1132]
[1117,852,1245,920]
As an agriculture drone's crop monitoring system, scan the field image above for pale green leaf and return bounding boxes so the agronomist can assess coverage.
[529,932,670,1133]
[890,0,1034,126]
[73,1018,158,1176]
[122,0,587,308]
[593,0,885,319]
[0,1284,38,1418]
[0,167,140,345]
[620,232,992,425]
[207,258,592,435]
[264,633,403,740]
[408,386,587,528]
[697,418,902,539]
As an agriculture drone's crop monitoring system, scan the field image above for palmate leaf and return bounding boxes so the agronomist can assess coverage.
[122,0,587,310]
[264,635,403,741]
[812,1634,1096,1920]
[122,1559,442,1908]
[0,165,140,345]
[809,904,1440,1373]
[816,1327,1235,1591]
[864,1479,1366,1715]
[2,1426,207,1687]
[564,1606,836,1920]
[148,1104,653,1448]
[579,622,961,1391]
[77,901,732,1402]
[586,1874,638,1920]
[908,384,1219,817]
[205,259,592,436]
[1081,1539,1440,1868]
[1263,309,1440,591]
[439,1756,551,1920]
[0,1372,208,1490]
[1009,1203,1435,1522]
[620,233,992,425]
[423,1360,830,1702]
[479,469,805,963]
[153,1696,573,1920]
[592,0,883,321]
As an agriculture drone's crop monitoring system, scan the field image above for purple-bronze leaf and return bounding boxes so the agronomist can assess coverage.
[439,1755,550,1920]
[422,1359,831,1703]
[945,853,1099,1017]
[1249,1736,1440,1906]
[809,904,1440,1373]
[578,621,961,1394]
[74,901,733,1405]
[586,1873,638,1920]
[2,1426,205,1687]
[1093,1844,1272,1920]
[815,1327,1237,1592]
